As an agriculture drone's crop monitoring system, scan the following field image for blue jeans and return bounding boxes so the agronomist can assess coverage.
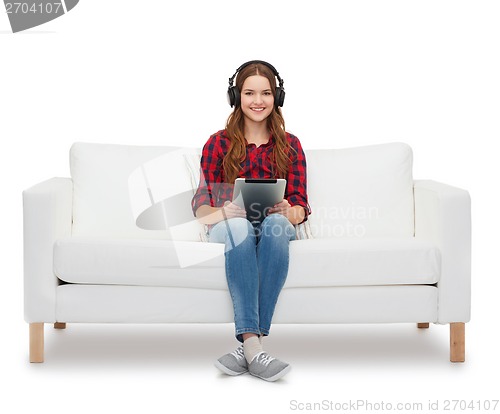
[209,214,296,342]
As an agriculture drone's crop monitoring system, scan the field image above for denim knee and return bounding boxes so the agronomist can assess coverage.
[209,217,256,251]
[259,214,296,240]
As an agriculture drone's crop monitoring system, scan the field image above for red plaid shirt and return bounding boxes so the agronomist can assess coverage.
[192,129,310,221]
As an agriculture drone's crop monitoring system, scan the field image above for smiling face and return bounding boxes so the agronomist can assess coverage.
[240,75,275,127]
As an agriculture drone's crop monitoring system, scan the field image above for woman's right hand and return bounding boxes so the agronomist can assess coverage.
[221,201,247,220]
[195,202,246,225]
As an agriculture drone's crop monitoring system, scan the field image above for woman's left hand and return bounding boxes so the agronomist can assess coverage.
[268,199,291,216]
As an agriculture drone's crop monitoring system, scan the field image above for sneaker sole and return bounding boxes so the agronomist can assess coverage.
[214,360,248,376]
[250,364,291,382]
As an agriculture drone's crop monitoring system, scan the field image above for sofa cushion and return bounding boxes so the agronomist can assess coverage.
[304,142,414,238]
[70,141,414,241]
[54,237,440,289]
[70,143,203,241]
[287,238,440,287]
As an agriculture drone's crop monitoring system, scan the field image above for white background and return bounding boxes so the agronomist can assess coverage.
[1,1,499,413]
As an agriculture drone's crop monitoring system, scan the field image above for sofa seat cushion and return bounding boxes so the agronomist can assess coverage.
[54,237,440,289]
[287,238,440,287]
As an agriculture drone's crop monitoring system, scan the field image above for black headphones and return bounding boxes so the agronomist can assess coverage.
[227,60,285,109]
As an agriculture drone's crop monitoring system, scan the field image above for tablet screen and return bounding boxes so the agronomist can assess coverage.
[232,178,287,224]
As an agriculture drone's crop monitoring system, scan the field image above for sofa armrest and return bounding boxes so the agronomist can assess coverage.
[23,178,73,323]
[414,180,471,323]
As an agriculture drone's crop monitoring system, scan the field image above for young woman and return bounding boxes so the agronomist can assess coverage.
[191,60,310,382]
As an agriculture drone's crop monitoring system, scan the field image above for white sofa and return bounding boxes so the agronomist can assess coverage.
[23,142,471,363]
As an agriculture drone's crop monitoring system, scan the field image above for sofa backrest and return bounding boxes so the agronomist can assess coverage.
[305,142,414,238]
[70,143,203,241]
[69,141,414,241]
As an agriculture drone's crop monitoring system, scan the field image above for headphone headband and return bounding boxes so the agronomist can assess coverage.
[227,60,285,108]
[228,60,284,89]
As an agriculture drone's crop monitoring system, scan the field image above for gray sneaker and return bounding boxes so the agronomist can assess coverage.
[248,352,291,382]
[214,345,248,376]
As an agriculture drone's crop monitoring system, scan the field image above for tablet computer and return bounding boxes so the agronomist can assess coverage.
[232,178,287,223]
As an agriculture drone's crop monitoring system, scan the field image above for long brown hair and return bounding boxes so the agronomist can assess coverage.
[223,63,293,183]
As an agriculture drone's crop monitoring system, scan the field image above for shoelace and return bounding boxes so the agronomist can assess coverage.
[231,346,245,361]
[255,352,275,366]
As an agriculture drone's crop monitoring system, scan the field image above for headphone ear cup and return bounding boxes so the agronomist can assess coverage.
[227,86,240,107]
[275,87,285,108]
[233,87,240,107]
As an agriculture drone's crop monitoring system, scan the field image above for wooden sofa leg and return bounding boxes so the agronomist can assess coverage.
[450,322,465,362]
[417,323,430,329]
[29,323,44,363]
[54,322,66,329]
